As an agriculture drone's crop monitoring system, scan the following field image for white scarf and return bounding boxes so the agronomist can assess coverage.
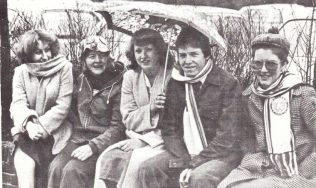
[25,55,68,77]
[25,55,70,115]
[172,59,213,155]
[252,72,303,177]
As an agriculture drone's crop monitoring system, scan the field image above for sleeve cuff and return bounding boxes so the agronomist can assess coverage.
[22,115,37,132]
[88,141,99,154]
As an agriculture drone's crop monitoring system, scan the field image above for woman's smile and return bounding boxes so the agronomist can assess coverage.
[252,49,284,89]
[134,44,160,72]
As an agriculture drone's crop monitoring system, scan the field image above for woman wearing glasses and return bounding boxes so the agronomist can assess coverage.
[219,28,316,188]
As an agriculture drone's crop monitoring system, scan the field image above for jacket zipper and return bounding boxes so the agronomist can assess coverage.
[82,76,92,129]
[82,77,118,129]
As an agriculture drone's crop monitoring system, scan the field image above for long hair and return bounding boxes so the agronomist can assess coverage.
[125,28,173,70]
[16,30,60,64]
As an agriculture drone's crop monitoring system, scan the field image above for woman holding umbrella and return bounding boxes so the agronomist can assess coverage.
[93,28,174,188]
[219,28,316,188]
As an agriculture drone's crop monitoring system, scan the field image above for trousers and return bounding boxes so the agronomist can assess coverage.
[138,151,239,188]
[47,142,98,188]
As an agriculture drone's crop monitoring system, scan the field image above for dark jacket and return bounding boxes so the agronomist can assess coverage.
[160,65,243,168]
[69,61,126,154]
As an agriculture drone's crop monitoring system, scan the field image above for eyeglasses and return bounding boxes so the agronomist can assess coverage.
[250,60,280,71]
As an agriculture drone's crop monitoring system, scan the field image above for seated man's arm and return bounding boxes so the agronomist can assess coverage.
[160,79,191,163]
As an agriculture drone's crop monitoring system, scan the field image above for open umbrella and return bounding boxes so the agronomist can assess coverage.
[95,1,227,91]
[95,1,227,51]
[94,1,223,148]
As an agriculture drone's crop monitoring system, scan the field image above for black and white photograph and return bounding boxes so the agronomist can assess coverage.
[1,0,316,188]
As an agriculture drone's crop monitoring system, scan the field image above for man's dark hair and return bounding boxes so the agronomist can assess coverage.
[175,27,211,57]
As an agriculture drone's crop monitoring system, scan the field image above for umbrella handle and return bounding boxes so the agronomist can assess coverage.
[161,43,170,93]
[161,27,174,93]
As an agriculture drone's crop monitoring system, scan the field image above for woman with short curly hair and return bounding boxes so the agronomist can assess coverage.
[11,29,73,188]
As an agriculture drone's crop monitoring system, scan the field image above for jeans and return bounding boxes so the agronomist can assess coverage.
[138,151,239,188]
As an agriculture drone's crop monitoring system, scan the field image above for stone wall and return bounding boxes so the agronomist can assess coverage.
[2,141,18,188]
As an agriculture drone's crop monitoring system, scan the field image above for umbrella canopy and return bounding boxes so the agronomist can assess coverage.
[94,0,314,10]
[94,1,229,93]
[95,1,228,51]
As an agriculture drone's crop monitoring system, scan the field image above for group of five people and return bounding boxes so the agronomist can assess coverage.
[10,25,316,188]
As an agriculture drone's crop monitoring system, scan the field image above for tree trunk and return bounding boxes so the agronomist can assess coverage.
[0,0,13,140]
[311,4,316,89]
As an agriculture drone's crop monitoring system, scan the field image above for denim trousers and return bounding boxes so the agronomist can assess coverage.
[138,151,239,188]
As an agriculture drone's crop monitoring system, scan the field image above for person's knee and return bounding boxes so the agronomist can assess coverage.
[61,161,85,181]
[14,147,36,170]
[138,161,161,188]
[190,170,213,181]
[139,158,170,185]
[189,169,218,188]
[95,155,102,167]
[48,158,64,177]
[139,159,158,176]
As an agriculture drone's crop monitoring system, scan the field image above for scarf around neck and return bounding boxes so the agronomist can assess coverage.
[252,72,303,177]
[25,55,68,77]
[84,68,117,90]
[172,59,213,155]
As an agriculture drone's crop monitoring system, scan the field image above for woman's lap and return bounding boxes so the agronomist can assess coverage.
[49,142,78,171]
[13,133,54,188]
[49,142,99,172]
[13,133,54,166]
[230,175,316,188]
[97,148,132,182]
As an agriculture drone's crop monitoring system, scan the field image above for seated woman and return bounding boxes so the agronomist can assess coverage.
[10,30,73,188]
[219,28,316,188]
[47,36,126,188]
[93,28,174,188]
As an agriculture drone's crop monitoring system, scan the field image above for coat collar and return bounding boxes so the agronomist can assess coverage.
[202,65,222,87]
[77,68,124,95]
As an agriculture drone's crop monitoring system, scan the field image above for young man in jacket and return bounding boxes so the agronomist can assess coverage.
[47,36,126,188]
[138,27,243,188]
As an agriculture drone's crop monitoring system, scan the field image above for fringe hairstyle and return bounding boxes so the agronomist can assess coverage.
[125,28,174,70]
[15,30,60,64]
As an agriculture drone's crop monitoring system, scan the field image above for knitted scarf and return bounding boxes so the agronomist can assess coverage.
[172,59,213,155]
[84,68,117,90]
[251,72,303,177]
[25,55,70,115]
[25,55,68,77]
